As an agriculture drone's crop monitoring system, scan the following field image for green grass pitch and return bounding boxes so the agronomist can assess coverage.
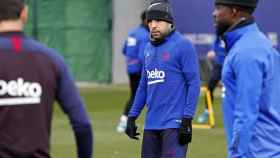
[50,85,227,158]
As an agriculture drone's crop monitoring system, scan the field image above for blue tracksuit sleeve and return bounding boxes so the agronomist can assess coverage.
[123,35,139,57]
[128,67,147,118]
[55,54,93,158]
[179,41,200,118]
[123,34,143,74]
[229,49,263,158]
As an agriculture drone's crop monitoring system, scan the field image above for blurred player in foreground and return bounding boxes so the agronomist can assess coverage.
[0,0,93,157]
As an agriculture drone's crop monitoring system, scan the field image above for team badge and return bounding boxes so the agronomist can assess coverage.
[162,52,170,61]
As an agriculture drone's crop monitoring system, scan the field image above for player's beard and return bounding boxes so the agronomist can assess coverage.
[215,22,232,36]
[150,28,171,44]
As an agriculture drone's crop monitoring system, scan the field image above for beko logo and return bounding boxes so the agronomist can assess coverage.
[147,68,165,85]
[0,78,42,106]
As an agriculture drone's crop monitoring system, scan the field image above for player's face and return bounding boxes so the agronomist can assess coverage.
[148,20,172,41]
[212,4,234,35]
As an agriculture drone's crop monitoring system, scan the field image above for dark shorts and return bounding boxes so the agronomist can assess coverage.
[141,129,187,158]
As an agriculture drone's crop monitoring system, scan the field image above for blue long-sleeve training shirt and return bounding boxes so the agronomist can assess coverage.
[0,32,93,158]
[122,24,149,74]
[222,23,280,158]
[128,31,200,129]
[213,37,226,65]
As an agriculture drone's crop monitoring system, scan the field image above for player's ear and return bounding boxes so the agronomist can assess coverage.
[232,8,237,15]
[168,23,174,30]
[20,5,28,24]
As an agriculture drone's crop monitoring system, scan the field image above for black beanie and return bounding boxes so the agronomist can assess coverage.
[215,0,258,9]
[146,0,173,24]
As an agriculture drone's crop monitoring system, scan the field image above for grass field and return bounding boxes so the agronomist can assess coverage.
[50,85,227,158]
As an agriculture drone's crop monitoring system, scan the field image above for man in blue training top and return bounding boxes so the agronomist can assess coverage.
[0,0,93,157]
[213,0,280,157]
[125,0,200,157]
[116,11,149,133]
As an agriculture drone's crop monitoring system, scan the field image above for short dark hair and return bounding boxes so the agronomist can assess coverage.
[141,10,147,22]
[0,0,25,21]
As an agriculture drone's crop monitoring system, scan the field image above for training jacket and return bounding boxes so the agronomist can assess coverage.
[213,37,226,65]
[222,23,280,158]
[129,31,200,129]
[123,24,149,74]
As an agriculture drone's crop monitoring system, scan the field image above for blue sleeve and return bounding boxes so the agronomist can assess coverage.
[55,54,93,158]
[128,67,147,118]
[123,34,142,73]
[179,41,201,118]
[229,49,264,158]
[213,38,226,65]
[124,34,139,58]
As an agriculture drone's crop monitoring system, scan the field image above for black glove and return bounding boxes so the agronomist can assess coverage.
[125,117,140,140]
[178,118,192,145]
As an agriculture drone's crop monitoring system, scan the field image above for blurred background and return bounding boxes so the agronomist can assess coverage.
[23,0,279,157]
[24,0,279,85]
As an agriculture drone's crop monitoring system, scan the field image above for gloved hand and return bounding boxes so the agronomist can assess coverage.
[178,118,192,145]
[125,117,140,140]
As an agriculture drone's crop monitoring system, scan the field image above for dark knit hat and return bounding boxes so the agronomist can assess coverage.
[215,0,258,9]
[146,0,173,24]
